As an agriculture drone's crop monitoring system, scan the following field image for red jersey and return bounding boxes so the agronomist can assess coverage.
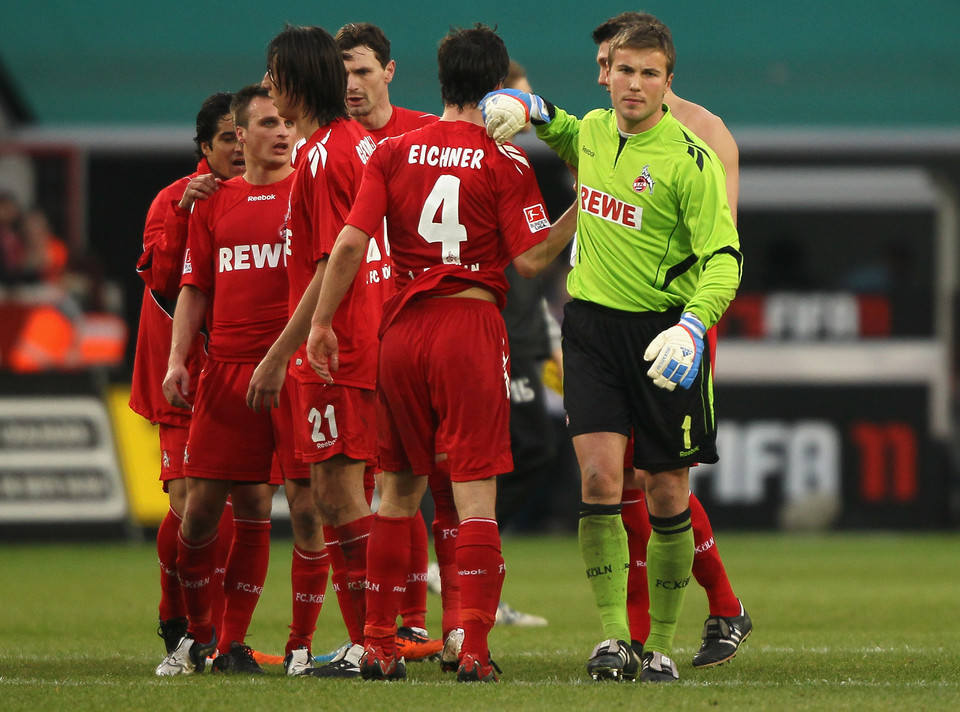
[286,118,386,388]
[346,121,550,331]
[365,105,438,143]
[183,173,294,362]
[129,159,209,426]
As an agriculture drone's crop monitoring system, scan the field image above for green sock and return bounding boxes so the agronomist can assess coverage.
[578,505,630,641]
[645,509,694,656]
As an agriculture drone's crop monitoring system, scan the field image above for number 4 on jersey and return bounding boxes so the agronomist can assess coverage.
[418,175,467,265]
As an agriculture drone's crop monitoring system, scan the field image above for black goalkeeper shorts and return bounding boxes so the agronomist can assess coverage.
[561,299,717,473]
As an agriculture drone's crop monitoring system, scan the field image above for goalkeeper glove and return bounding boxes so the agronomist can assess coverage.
[480,89,551,144]
[643,312,706,391]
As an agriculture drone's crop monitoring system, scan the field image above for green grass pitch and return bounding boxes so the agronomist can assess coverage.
[2,532,959,711]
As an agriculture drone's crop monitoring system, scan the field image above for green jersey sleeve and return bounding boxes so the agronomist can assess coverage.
[534,106,582,168]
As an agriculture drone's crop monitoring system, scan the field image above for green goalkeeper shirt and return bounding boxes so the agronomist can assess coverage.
[536,105,741,328]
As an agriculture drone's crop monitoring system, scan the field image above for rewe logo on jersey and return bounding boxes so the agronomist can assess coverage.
[523,204,549,232]
[219,243,285,272]
[580,185,642,230]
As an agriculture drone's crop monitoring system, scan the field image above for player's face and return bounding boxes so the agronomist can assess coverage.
[202,115,245,180]
[263,66,296,121]
[596,40,612,90]
[237,96,295,172]
[343,45,395,118]
[608,46,672,134]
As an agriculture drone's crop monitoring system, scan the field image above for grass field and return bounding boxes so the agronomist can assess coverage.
[2,532,959,711]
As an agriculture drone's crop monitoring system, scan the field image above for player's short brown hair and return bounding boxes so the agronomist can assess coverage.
[194,92,233,160]
[607,18,675,75]
[267,24,348,126]
[336,22,391,67]
[230,85,270,128]
[591,12,653,44]
[437,24,509,110]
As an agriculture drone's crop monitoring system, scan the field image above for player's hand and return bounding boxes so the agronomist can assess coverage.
[307,322,339,384]
[161,363,192,409]
[480,89,550,144]
[643,312,706,391]
[246,355,285,413]
[178,174,220,210]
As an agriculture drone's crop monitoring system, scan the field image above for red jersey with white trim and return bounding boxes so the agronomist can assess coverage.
[286,118,386,388]
[366,105,438,143]
[129,159,208,426]
[183,173,294,362]
[346,120,550,330]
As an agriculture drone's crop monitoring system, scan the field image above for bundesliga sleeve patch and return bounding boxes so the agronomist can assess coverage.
[182,248,193,274]
[524,204,550,232]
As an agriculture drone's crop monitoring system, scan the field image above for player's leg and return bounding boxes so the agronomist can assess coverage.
[212,481,273,674]
[689,491,752,667]
[156,425,189,653]
[429,458,463,671]
[573,431,637,681]
[621,462,652,654]
[561,299,637,682]
[156,475,231,676]
[451,476,503,683]
[283,476,328,673]
[360,469,427,681]
[294,382,376,679]
[641,466,693,682]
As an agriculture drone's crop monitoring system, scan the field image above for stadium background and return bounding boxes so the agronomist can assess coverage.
[1,0,959,536]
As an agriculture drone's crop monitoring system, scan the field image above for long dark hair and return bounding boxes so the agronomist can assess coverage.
[266,25,348,125]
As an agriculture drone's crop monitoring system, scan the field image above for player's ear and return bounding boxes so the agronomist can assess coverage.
[384,59,396,83]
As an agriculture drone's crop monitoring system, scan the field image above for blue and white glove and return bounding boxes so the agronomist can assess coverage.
[480,89,550,144]
[643,312,706,391]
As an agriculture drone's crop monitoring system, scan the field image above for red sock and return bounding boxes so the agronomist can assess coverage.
[219,518,271,653]
[157,507,185,620]
[210,501,234,636]
[176,530,218,645]
[621,488,651,644]
[455,517,503,663]
[287,545,330,654]
[364,514,412,654]
[400,510,428,630]
[322,518,371,645]
[690,493,740,617]
[430,460,461,637]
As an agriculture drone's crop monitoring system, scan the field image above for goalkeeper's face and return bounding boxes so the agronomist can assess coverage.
[343,45,395,118]
[609,46,672,134]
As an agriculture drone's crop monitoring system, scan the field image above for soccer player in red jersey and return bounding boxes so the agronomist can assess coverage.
[246,24,385,679]
[129,92,244,655]
[306,25,576,682]
[335,21,451,662]
[155,85,302,676]
[591,13,751,669]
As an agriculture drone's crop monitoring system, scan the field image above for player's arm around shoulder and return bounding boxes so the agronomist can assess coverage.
[693,113,740,224]
[534,105,585,169]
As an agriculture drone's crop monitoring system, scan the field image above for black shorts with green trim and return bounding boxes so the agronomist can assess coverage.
[561,299,718,473]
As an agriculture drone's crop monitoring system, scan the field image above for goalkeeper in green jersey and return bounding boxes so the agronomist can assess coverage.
[481,21,741,683]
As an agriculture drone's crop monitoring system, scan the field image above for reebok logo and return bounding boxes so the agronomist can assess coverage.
[247,194,277,202]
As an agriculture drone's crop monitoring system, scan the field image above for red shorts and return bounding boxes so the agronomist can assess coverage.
[183,359,307,482]
[377,298,512,481]
[291,377,377,465]
[158,423,189,484]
